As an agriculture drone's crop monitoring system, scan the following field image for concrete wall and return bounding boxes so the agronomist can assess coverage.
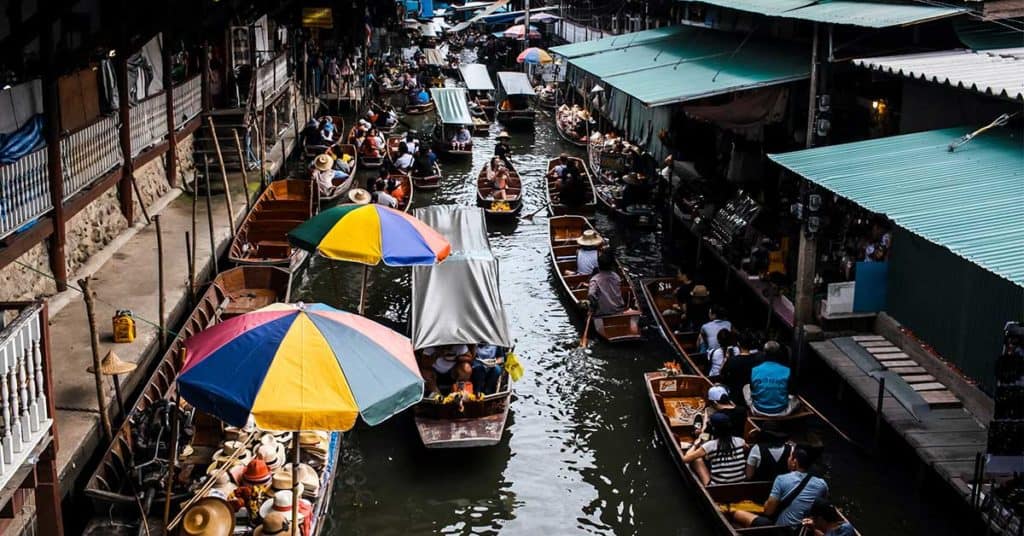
[0,134,195,303]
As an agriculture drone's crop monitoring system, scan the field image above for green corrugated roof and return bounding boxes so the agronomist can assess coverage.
[954,18,1024,51]
[549,26,688,59]
[570,27,739,79]
[602,32,810,106]
[429,88,474,124]
[769,127,1024,287]
[685,0,966,28]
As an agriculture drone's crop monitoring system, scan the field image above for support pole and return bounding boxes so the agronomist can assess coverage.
[185,232,195,306]
[191,178,198,290]
[206,117,236,237]
[155,215,166,351]
[260,92,269,188]
[291,433,301,536]
[873,375,885,454]
[79,277,113,442]
[115,50,136,224]
[204,158,219,275]
[232,130,252,212]
[201,44,212,111]
[358,265,369,315]
[163,33,178,186]
[793,23,820,330]
[163,389,182,530]
[41,24,67,292]
[34,442,65,536]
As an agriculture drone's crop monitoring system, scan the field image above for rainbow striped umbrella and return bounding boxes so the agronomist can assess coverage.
[177,303,423,431]
[517,47,553,65]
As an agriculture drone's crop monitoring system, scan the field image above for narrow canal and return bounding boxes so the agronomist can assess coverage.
[290,106,974,535]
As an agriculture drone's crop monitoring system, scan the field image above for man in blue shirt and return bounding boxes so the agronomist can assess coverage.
[802,498,856,536]
[733,447,828,528]
[743,342,801,416]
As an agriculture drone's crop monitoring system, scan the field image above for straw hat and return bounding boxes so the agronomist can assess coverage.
[270,470,305,497]
[348,188,372,205]
[496,131,510,140]
[87,350,137,376]
[259,490,308,522]
[690,285,711,303]
[257,442,286,471]
[212,441,252,466]
[209,470,237,498]
[254,512,290,536]
[313,154,335,172]
[181,497,235,536]
[242,457,272,486]
[576,229,603,247]
[296,463,321,498]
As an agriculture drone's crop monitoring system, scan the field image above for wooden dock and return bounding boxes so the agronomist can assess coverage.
[809,337,987,501]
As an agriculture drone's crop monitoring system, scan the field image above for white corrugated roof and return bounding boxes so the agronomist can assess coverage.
[853,47,1024,102]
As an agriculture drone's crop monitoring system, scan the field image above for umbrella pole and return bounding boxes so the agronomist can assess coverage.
[292,433,300,536]
[358,265,369,315]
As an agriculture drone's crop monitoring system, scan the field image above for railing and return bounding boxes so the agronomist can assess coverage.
[255,52,290,109]
[555,19,609,44]
[60,115,123,200]
[173,75,203,127]
[129,93,169,156]
[0,301,53,492]
[0,147,51,241]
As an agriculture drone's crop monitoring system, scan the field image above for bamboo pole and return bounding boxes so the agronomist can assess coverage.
[79,277,113,441]
[232,130,252,212]
[206,117,236,237]
[185,232,195,307]
[291,434,300,536]
[190,178,198,295]
[358,265,369,315]
[260,92,269,189]
[204,158,219,275]
[155,215,166,352]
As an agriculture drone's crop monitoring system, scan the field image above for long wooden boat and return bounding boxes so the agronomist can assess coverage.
[548,215,642,343]
[411,206,514,448]
[555,106,589,147]
[433,136,473,158]
[641,278,815,423]
[411,161,443,190]
[404,100,435,115]
[302,116,345,160]
[546,156,597,216]
[228,179,316,272]
[593,174,658,229]
[393,172,415,213]
[471,114,491,136]
[475,160,523,222]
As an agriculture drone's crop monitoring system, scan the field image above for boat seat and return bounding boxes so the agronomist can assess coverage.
[225,288,278,315]
[662,396,704,427]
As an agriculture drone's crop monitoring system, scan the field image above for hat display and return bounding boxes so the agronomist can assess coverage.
[576,229,603,247]
[313,154,335,172]
[87,350,137,376]
[259,490,308,522]
[212,441,252,466]
[271,470,305,497]
[253,512,290,536]
[257,442,286,471]
[296,463,320,499]
[181,497,235,536]
[209,470,237,498]
[496,130,510,140]
[242,457,272,486]
[348,188,372,205]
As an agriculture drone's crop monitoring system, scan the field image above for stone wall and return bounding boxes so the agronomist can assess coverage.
[0,132,196,303]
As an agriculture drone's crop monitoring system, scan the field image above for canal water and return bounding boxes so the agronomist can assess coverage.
[291,104,975,535]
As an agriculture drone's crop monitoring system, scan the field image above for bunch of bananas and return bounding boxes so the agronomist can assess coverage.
[491,201,512,212]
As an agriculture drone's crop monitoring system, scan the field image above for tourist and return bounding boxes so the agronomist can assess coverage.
[547,153,570,179]
[413,86,430,105]
[491,167,510,201]
[707,384,745,433]
[698,305,732,352]
[707,328,738,379]
[394,147,414,171]
[732,447,828,528]
[574,230,602,276]
[310,154,348,198]
[802,499,856,536]
[319,116,337,143]
[746,429,793,482]
[682,412,747,486]
[686,284,712,330]
[494,131,512,158]
[422,344,473,396]
[452,125,471,150]
[327,57,341,94]
[720,330,762,399]
[587,252,626,317]
[372,179,398,208]
[404,132,419,154]
[412,146,436,177]
[472,344,503,395]
[744,342,801,417]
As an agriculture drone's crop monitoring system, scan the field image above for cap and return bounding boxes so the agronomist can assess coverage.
[708,385,730,403]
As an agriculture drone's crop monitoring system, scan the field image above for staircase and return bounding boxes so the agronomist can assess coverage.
[190,107,253,189]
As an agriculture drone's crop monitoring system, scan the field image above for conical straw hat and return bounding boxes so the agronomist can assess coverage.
[87,350,137,376]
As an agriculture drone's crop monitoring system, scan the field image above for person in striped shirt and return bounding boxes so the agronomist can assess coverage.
[683,411,748,486]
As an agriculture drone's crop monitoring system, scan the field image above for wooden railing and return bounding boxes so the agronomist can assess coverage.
[60,115,123,200]
[0,301,53,492]
[129,93,169,156]
[0,147,51,240]
[173,75,203,127]
[255,52,289,109]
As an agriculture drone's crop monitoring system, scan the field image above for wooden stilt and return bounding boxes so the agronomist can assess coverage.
[79,277,113,441]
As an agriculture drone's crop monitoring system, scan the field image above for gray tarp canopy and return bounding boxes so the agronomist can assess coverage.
[411,206,512,350]
[497,71,536,96]
[422,48,446,66]
[429,88,474,125]
[459,63,496,92]
[451,0,511,32]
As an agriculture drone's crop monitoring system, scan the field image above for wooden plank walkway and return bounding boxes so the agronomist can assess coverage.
[809,339,987,501]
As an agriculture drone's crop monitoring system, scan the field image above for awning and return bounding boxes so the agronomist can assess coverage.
[411,206,512,349]
[515,13,560,23]
[451,0,511,32]
[550,26,688,59]
[480,6,557,26]
[459,63,496,91]
[568,27,744,79]
[422,48,445,66]
[769,127,1024,287]
[683,0,966,28]
[429,88,474,124]
[955,18,1024,50]
[496,71,536,96]
[853,47,1024,102]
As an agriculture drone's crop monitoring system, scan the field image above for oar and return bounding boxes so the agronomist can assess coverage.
[521,202,548,221]
[579,309,593,349]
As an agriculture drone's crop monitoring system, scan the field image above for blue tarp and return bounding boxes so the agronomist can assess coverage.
[0,115,45,165]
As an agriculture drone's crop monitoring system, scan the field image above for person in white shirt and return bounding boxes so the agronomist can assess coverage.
[394,151,414,171]
[372,180,397,208]
[699,306,733,352]
[708,329,739,378]
[574,230,602,276]
[310,154,349,197]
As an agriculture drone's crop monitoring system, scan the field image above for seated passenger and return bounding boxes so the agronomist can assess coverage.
[744,342,802,417]
[732,447,828,529]
[746,429,792,483]
[698,306,733,353]
[707,329,738,379]
[803,499,856,536]
[574,230,602,276]
[472,344,503,395]
[372,179,398,208]
[491,167,510,200]
[414,87,430,105]
[310,154,349,197]
[452,125,471,150]
[587,253,626,317]
[682,411,747,486]
[422,344,472,395]
[386,175,405,204]
[394,148,414,171]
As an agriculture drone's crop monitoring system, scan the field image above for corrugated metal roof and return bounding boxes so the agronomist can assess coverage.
[954,18,1024,51]
[496,71,535,95]
[429,88,474,124]
[459,63,496,91]
[686,0,966,28]
[603,33,810,106]
[853,47,1024,102]
[549,26,688,59]
[569,27,740,79]
[769,127,1024,287]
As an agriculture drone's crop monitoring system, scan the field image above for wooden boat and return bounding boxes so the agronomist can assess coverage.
[587,136,638,177]
[411,161,443,190]
[410,206,514,448]
[460,64,496,118]
[81,267,311,517]
[641,277,816,423]
[430,87,474,158]
[393,172,414,213]
[495,71,536,128]
[404,100,435,115]
[471,115,491,136]
[302,116,345,160]
[228,179,315,272]
[555,106,589,147]
[536,91,557,110]
[386,135,406,165]
[548,215,642,343]
[593,174,658,229]
[347,126,385,168]
[546,156,597,216]
[475,160,523,221]
[474,94,497,119]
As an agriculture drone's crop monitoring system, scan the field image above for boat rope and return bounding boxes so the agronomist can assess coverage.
[948,111,1019,152]
[13,259,181,339]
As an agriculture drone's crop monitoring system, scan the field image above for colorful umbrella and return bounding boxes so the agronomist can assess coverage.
[503,24,541,40]
[288,204,451,314]
[517,47,553,65]
[178,302,423,431]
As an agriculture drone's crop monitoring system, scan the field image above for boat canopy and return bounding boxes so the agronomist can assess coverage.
[459,63,496,92]
[451,0,511,32]
[422,48,446,66]
[497,71,536,96]
[429,88,474,125]
[411,206,512,350]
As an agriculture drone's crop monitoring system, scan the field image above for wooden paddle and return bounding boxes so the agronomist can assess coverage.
[579,309,593,349]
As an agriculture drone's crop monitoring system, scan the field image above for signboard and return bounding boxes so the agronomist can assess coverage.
[302,7,333,29]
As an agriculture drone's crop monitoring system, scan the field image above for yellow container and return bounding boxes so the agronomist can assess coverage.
[112,310,136,343]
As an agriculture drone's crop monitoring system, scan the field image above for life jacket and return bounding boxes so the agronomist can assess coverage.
[751,442,792,482]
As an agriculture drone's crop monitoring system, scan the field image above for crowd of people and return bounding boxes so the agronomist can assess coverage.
[420,343,505,400]
[556,104,591,142]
